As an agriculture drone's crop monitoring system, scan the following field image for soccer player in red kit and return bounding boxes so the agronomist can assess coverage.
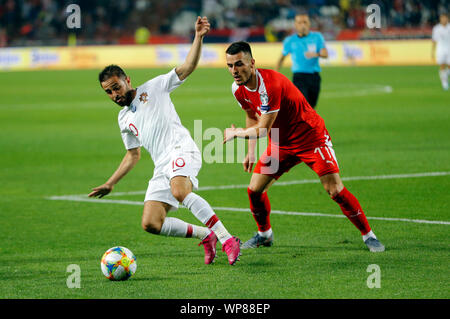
[223,41,385,252]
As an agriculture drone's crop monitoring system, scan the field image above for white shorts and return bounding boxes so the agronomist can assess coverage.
[436,48,450,65]
[144,149,202,210]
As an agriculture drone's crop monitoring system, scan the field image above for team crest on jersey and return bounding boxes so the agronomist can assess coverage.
[259,92,269,109]
[260,92,269,111]
[139,92,148,103]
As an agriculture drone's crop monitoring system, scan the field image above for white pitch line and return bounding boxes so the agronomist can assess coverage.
[48,195,143,206]
[47,170,450,225]
[93,171,450,196]
[46,196,450,225]
[211,207,450,225]
[322,85,393,98]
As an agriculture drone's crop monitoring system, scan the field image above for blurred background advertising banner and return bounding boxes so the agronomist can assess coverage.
[0,40,434,71]
[321,40,434,66]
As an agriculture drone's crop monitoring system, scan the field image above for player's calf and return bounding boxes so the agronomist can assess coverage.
[330,185,385,252]
[247,188,272,233]
[182,192,234,244]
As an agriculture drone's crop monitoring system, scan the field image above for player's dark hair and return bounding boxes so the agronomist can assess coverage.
[226,41,253,58]
[98,64,127,83]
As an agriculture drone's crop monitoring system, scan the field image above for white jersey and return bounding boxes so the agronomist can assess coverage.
[118,68,200,170]
[432,23,450,51]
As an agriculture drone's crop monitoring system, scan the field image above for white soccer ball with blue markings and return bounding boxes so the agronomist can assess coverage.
[100,246,137,281]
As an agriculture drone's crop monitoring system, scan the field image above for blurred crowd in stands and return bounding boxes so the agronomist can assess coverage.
[0,0,448,47]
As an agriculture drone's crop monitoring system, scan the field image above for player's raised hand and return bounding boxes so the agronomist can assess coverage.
[223,124,237,144]
[88,183,113,198]
[195,16,210,37]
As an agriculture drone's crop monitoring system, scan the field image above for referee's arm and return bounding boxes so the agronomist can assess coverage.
[275,53,287,72]
[318,48,328,58]
[305,48,329,59]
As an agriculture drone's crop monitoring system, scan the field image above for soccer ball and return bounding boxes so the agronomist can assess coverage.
[100,246,137,281]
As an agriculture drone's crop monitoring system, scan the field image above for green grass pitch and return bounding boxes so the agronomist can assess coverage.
[0,65,449,299]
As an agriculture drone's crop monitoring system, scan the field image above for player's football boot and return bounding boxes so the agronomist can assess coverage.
[240,233,274,249]
[222,236,241,265]
[198,231,218,264]
[364,237,385,252]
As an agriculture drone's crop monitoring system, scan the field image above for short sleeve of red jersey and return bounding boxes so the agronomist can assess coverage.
[258,72,281,115]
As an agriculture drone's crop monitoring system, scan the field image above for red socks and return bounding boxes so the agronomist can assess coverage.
[247,186,370,236]
[247,188,272,232]
[332,187,371,235]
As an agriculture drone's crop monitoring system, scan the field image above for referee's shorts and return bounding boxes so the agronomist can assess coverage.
[293,72,321,108]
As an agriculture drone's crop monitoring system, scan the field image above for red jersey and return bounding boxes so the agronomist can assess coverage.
[232,68,327,150]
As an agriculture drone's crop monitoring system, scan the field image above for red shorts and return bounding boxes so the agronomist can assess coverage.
[253,140,340,180]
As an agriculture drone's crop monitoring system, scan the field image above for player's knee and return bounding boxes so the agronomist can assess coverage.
[324,183,343,198]
[327,188,340,198]
[248,181,268,194]
[171,188,189,203]
[141,216,162,234]
[248,185,261,194]
[170,177,192,202]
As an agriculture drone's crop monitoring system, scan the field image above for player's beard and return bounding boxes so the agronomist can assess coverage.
[241,73,254,85]
[116,89,135,107]
[237,72,253,86]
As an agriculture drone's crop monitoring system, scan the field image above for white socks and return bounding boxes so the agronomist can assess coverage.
[160,217,209,240]
[182,192,232,244]
[362,230,377,242]
[439,69,448,90]
[258,228,273,238]
[156,193,233,244]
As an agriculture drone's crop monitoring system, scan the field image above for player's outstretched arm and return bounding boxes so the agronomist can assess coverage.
[223,112,278,144]
[243,109,259,172]
[175,16,210,81]
[88,147,141,198]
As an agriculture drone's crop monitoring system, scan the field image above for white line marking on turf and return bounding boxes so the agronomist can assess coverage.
[211,207,450,225]
[48,195,143,206]
[89,171,450,196]
[322,85,393,98]
[46,196,450,225]
[47,171,450,225]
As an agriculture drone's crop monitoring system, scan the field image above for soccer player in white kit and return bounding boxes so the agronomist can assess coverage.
[432,13,450,90]
[88,17,241,265]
